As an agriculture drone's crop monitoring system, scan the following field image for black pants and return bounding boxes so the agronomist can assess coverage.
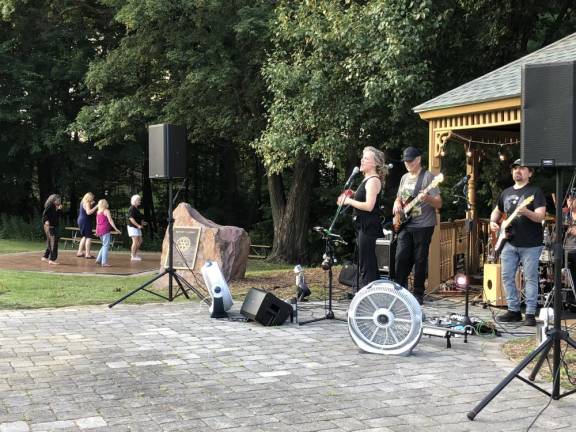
[357,230,379,289]
[568,250,576,288]
[394,226,435,297]
[43,226,59,261]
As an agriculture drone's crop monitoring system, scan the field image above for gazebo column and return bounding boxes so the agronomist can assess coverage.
[466,145,479,275]
[427,128,449,291]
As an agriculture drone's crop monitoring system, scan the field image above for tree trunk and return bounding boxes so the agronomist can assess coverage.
[267,154,317,264]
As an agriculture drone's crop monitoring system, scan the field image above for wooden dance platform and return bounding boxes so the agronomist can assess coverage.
[0,251,161,275]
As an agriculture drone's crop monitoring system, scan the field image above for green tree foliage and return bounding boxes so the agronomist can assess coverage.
[0,0,118,217]
[0,0,574,262]
[76,0,274,228]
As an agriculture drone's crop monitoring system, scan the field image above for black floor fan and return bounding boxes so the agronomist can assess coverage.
[468,168,576,419]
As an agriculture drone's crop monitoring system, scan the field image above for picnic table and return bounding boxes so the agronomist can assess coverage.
[61,227,121,250]
[248,244,272,259]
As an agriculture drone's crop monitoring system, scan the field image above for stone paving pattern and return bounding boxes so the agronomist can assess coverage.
[0,299,575,431]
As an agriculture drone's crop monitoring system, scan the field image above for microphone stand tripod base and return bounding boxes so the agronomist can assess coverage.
[298,234,346,326]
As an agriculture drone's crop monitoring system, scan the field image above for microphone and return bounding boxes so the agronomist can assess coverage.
[453,175,469,190]
[344,166,360,187]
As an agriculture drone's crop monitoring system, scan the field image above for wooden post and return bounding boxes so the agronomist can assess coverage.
[466,145,479,274]
[427,125,444,292]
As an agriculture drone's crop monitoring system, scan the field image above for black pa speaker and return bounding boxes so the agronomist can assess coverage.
[148,123,187,179]
[240,288,292,326]
[338,262,358,289]
[521,61,576,167]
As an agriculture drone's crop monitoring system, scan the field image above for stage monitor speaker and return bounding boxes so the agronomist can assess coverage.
[521,61,576,167]
[483,263,506,307]
[148,123,187,179]
[240,288,292,326]
[338,262,358,289]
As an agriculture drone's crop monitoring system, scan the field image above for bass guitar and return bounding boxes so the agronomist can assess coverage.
[393,173,444,233]
[492,195,535,261]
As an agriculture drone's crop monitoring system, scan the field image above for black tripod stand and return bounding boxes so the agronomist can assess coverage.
[299,228,347,325]
[468,168,576,420]
[109,180,205,308]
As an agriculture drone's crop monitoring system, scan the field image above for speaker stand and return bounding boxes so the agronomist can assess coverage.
[468,168,576,420]
[109,181,206,308]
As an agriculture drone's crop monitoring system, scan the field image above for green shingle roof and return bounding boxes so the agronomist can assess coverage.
[413,32,576,113]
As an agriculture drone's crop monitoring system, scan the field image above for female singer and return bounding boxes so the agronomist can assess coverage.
[337,146,388,288]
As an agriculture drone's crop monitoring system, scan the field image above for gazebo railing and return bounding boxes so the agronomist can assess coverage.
[438,218,490,291]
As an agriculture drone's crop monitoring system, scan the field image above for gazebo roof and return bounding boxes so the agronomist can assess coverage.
[413,32,576,113]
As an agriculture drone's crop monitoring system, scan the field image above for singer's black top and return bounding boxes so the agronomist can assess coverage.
[353,175,382,237]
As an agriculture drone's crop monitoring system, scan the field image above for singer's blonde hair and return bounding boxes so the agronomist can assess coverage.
[363,146,388,182]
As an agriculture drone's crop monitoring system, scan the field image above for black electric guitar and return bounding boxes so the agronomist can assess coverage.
[492,195,535,261]
[393,173,444,233]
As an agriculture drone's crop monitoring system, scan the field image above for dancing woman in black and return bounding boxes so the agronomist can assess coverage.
[41,194,63,265]
[337,146,388,288]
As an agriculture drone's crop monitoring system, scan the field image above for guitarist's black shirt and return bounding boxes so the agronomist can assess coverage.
[353,176,382,237]
[497,184,546,248]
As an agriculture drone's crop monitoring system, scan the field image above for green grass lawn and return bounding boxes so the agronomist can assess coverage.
[0,239,294,309]
[0,239,46,254]
[503,336,576,389]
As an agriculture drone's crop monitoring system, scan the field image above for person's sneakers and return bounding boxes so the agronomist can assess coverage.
[496,310,523,322]
[524,314,537,327]
[131,256,142,261]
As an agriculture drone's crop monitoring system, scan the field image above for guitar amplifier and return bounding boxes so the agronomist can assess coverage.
[376,238,395,275]
[483,263,506,307]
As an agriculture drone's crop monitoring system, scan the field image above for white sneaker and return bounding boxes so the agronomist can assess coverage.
[131,256,142,261]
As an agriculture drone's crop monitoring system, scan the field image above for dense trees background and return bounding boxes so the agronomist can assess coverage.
[0,0,574,262]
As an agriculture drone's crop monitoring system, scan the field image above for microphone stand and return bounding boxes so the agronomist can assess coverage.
[328,170,358,232]
[452,179,473,330]
[300,170,357,325]
[299,227,347,325]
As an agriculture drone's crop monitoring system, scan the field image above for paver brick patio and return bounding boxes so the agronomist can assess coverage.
[0,299,575,431]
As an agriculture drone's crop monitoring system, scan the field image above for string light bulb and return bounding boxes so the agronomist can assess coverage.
[440,149,446,157]
[498,145,506,161]
[466,146,473,158]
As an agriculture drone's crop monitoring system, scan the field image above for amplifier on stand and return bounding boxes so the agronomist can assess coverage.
[376,237,395,278]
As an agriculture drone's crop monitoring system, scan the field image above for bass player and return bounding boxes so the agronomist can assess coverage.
[392,146,442,305]
[489,159,546,326]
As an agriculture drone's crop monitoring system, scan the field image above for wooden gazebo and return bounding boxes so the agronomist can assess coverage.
[413,32,576,290]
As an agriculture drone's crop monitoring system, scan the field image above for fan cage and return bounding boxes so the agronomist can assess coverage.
[348,279,422,355]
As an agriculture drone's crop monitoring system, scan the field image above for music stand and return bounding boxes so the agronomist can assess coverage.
[109,180,206,307]
[468,168,576,420]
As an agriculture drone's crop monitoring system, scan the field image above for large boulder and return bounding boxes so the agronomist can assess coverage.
[158,203,250,283]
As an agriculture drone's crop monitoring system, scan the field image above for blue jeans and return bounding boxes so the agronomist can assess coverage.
[96,233,111,265]
[500,242,542,314]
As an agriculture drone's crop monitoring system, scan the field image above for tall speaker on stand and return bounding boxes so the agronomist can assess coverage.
[469,61,576,420]
[110,124,206,307]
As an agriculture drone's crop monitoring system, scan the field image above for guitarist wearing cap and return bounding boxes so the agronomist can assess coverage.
[392,146,442,305]
[490,159,546,326]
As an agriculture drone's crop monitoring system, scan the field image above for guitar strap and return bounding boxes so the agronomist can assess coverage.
[411,169,427,199]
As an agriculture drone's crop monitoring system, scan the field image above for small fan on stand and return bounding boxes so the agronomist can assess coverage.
[348,280,423,355]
